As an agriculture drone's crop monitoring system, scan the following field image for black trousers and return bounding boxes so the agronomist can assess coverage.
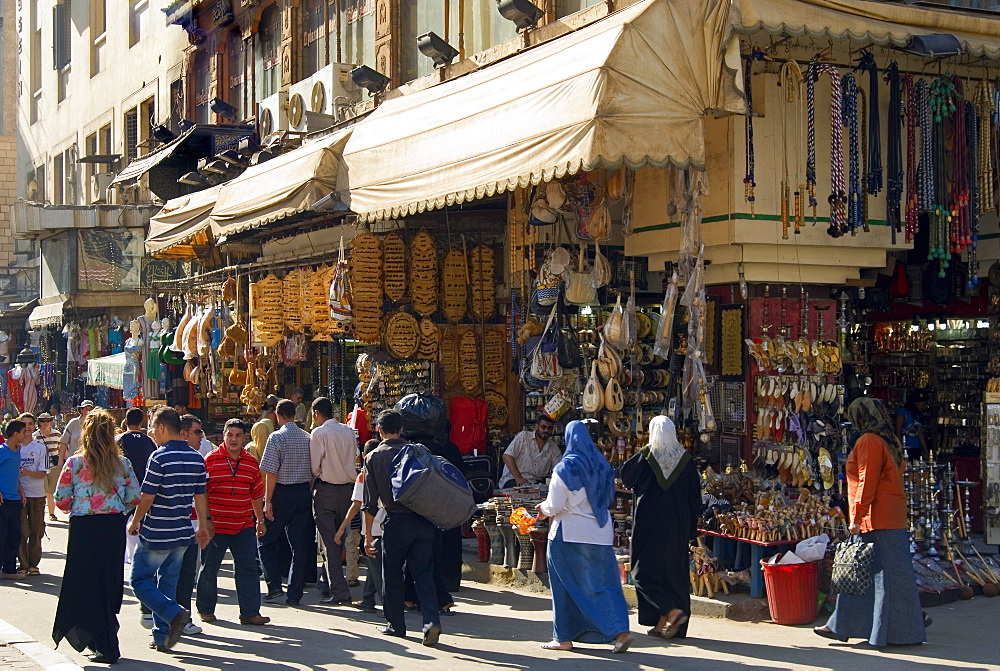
[258,483,313,603]
[0,499,23,574]
[381,512,440,635]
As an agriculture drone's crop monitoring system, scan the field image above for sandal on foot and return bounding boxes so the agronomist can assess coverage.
[613,633,633,654]
[813,626,846,642]
[540,640,573,651]
[662,612,688,639]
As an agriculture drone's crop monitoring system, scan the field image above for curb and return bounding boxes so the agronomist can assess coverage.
[0,619,83,671]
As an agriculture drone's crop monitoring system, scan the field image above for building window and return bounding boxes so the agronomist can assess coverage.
[129,0,149,48]
[53,154,64,205]
[139,97,155,156]
[91,0,107,77]
[124,108,138,162]
[85,133,98,202]
[170,79,185,126]
[30,1,42,122]
[193,49,212,124]
[255,4,281,101]
[226,28,245,120]
[53,1,72,102]
[302,0,325,78]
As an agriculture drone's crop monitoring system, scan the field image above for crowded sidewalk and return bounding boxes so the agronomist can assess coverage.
[0,517,995,671]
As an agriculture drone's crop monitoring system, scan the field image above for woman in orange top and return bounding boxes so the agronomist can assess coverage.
[815,397,926,646]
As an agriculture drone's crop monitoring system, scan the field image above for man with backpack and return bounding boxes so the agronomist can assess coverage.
[362,410,441,647]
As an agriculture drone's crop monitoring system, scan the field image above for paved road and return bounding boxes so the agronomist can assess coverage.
[1,516,999,670]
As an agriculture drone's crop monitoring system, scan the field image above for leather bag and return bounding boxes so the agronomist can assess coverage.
[830,535,875,595]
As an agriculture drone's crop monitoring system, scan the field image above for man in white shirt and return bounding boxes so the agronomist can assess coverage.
[499,416,561,488]
[333,438,384,613]
[58,400,93,458]
[310,396,359,606]
[17,413,48,576]
[34,413,62,521]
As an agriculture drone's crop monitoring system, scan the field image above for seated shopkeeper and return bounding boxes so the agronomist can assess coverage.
[499,416,562,488]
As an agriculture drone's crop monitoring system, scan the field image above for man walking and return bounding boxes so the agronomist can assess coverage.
[168,414,210,636]
[258,399,313,606]
[34,413,62,521]
[197,418,270,626]
[117,407,159,628]
[58,400,93,458]
[16,414,47,576]
[310,397,358,606]
[128,407,212,652]
[0,420,29,580]
[363,410,441,646]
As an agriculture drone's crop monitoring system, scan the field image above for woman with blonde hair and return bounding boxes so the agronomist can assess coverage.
[53,408,141,664]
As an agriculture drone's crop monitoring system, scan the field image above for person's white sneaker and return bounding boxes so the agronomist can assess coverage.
[182,622,203,635]
[140,613,154,630]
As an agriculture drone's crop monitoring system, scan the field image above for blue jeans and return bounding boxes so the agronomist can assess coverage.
[130,541,187,645]
[257,483,312,603]
[197,527,262,619]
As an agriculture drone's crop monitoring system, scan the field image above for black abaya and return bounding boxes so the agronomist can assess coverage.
[621,452,700,637]
[52,513,127,660]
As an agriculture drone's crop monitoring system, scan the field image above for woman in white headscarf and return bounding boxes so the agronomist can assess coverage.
[621,415,701,639]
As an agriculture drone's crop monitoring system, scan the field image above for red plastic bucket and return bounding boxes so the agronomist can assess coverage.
[760,559,819,625]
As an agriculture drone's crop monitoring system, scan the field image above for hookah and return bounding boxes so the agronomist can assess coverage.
[940,462,957,554]
[955,477,980,555]
[927,452,941,557]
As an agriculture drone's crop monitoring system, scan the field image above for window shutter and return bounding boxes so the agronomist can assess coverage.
[52,2,72,70]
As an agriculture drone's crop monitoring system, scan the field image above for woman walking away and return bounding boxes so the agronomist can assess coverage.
[535,420,631,654]
[621,415,700,639]
[53,409,141,664]
[815,397,927,647]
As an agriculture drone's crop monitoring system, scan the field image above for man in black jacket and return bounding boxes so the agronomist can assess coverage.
[362,410,441,646]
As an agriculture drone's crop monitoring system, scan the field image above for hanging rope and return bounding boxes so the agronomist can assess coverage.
[807,59,818,223]
[904,75,919,243]
[743,50,769,217]
[779,61,804,240]
[816,64,845,237]
[856,51,883,196]
[974,80,995,215]
[859,86,870,234]
[843,73,862,235]
[968,99,981,289]
[885,62,903,239]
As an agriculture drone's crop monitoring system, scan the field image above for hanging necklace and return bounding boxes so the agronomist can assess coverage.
[816,64,846,237]
[779,61,804,240]
[904,75,919,243]
[842,73,862,235]
[859,86,870,233]
[885,62,903,239]
[949,77,969,255]
[967,99,981,289]
[927,75,956,273]
[917,79,933,214]
[807,59,818,223]
[973,80,994,215]
[744,50,768,217]
[856,51,883,196]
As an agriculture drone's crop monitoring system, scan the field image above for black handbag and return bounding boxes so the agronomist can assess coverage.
[556,293,583,370]
[830,535,875,595]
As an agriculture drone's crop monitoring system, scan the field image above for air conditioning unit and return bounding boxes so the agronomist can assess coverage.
[91,172,114,204]
[287,63,359,131]
[257,91,289,138]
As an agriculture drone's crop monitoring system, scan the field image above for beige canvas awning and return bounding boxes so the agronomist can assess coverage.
[28,302,65,328]
[146,184,223,256]
[341,0,743,223]
[110,126,198,186]
[210,129,352,238]
[731,0,1000,58]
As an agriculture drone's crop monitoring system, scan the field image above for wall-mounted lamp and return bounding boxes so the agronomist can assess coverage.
[897,34,963,58]
[416,32,459,68]
[209,97,239,121]
[497,0,543,31]
[350,65,390,94]
[216,149,247,168]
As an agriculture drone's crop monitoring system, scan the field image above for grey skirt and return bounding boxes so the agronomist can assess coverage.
[825,528,926,646]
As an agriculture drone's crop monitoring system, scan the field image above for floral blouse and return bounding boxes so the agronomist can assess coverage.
[55,454,142,516]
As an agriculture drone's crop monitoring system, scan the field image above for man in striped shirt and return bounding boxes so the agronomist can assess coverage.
[128,407,212,652]
[258,399,314,606]
[196,418,270,626]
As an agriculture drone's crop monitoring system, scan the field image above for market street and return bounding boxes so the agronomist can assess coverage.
[0,519,996,671]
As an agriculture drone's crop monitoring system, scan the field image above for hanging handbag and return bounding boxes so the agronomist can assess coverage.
[565,244,597,306]
[530,307,562,381]
[556,296,583,370]
[830,535,875,595]
[329,236,353,322]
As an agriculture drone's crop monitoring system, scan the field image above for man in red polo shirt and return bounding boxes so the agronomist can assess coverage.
[195,418,269,626]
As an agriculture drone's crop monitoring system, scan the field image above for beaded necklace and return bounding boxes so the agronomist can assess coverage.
[904,75,919,243]
[743,50,768,217]
[885,63,903,238]
[916,79,933,213]
[928,75,957,272]
[842,74,862,235]
[816,64,846,237]
[949,78,969,255]
[973,80,994,215]
[967,99,980,289]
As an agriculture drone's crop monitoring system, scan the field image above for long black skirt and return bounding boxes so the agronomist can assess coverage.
[52,513,126,659]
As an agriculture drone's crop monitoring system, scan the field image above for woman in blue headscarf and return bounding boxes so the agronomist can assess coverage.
[534,420,632,654]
